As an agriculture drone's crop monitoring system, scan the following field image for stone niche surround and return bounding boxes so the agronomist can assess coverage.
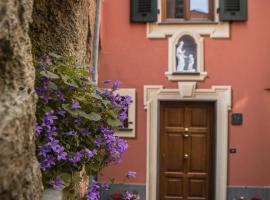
[166,31,207,81]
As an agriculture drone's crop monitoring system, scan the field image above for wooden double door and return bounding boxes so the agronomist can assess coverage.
[159,102,214,200]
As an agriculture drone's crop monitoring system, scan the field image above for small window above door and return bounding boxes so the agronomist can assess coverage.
[163,0,214,23]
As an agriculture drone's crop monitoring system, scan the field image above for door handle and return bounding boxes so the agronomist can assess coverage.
[184,154,189,159]
[183,133,189,138]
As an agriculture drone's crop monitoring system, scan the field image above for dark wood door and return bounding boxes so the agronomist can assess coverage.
[159,102,214,200]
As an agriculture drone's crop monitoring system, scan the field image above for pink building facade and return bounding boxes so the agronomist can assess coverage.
[98,0,270,199]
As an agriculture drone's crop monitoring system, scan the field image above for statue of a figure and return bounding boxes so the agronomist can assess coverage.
[187,54,195,72]
[176,41,186,71]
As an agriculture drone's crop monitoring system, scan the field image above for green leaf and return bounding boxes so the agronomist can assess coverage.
[107,110,117,119]
[40,70,59,79]
[101,100,111,106]
[49,82,58,90]
[89,112,101,121]
[60,173,71,185]
[48,52,62,59]
[91,93,102,100]
[107,118,122,127]
[60,74,78,88]
[76,111,101,121]
[62,104,78,116]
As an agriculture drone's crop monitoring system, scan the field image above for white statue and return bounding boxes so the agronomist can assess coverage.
[187,54,195,72]
[176,41,186,71]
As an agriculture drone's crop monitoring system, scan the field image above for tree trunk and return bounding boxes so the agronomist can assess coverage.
[30,0,92,64]
[0,0,43,199]
[30,1,96,198]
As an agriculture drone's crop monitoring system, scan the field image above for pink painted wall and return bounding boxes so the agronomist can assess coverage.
[98,0,270,186]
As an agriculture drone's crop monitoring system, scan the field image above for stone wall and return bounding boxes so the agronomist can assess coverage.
[0,0,43,199]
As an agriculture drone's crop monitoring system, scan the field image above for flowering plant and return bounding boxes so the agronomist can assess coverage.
[109,171,140,200]
[34,54,131,199]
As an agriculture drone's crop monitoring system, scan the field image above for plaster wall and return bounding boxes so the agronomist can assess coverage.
[98,0,270,186]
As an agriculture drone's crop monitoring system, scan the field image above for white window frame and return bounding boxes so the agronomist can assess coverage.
[146,0,230,39]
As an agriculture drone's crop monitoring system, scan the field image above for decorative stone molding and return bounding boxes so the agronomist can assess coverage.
[177,82,197,98]
[166,32,207,81]
[146,0,230,39]
[143,85,164,109]
[144,85,232,200]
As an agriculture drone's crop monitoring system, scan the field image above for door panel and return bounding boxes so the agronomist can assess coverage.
[166,133,184,171]
[189,134,207,172]
[159,102,213,200]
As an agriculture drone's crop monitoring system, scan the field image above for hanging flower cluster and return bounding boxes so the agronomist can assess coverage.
[34,54,131,199]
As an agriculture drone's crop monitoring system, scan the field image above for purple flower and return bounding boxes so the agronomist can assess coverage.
[69,151,84,165]
[35,125,43,136]
[44,111,58,125]
[38,145,50,157]
[43,56,52,65]
[89,69,95,75]
[94,137,103,147]
[84,149,97,159]
[123,191,134,200]
[57,110,66,117]
[82,75,89,80]
[98,125,128,163]
[40,155,55,171]
[50,176,65,190]
[71,100,81,109]
[119,111,128,122]
[67,130,78,136]
[85,180,100,200]
[55,147,68,161]
[48,139,60,152]
[112,80,121,91]
[101,183,109,191]
[103,80,112,84]
[127,171,136,178]
[35,88,42,96]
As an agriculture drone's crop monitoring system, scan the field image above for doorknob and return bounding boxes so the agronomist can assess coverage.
[184,154,189,159]
[184,128,189,132]
[183,133,189,138]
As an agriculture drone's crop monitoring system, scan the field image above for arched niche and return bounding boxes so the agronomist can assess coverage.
[166,32,207,81]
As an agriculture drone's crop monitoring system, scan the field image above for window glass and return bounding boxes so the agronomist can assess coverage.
[166,0,184,18]
[190,0,209,14]
[164,0,212,21]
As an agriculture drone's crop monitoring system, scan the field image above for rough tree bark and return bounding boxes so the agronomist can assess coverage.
[30,0,94,64]
[0,0,43,199]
